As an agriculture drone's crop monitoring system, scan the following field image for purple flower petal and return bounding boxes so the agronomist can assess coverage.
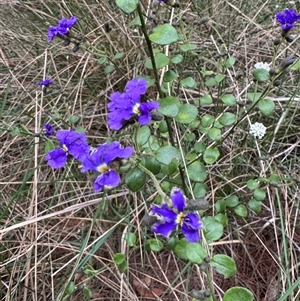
[125,78,147,101]
[151,221,177,238]
[181,213,202,242]
[150,204,177,222]
[37,78,53,86]
[275,8,300,31]
[44,124,54,137]
[170,187,186,212]
[45,148,67,168]
[93,170,120,192]
[48,16,77,42]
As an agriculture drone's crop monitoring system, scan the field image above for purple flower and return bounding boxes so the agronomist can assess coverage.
[44,124,54,137]
[48,16,78,42]
[37,78,53,86]
[80,141,133,192]
[276,8,300,31]
[149,188,203,243]
[45,129,89,169]
[108,78,160,130]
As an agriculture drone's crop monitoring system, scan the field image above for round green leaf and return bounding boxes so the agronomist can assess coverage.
[247,92,262,102]
[149,24,179,45]
[269,174,280,185]
[180,43,197,52]
[116,0,138,14]
[203,147,220,164]
[234,204,248,217]
[187,161,207,182]
[247,179,259,190]
[205,78,217,87]
[215,199,226,213]
[146,239,164,252]
[158,96,180,117]
[113,253,125,265]
[203,216,224,243]
[125,232,137,247]
[258,99,275,116]
[193,183,207,198]
[145,52,170,70]
[114,52,124,60]
[137,126,150,146]
[248,198,262,213]
[223,287,254,301]
[180,77,196,88]
[225,195,239,207]
[211,254,236,278]
[69,115,80,124]
[253,68,270,81]
[186,243,207,264]
[220,94,236,106]
[215,74,225,83]
[171,54,183,64]
[219,112,236,126]
[83,287,92,299]
[253,189,266,201]
[201,114,215,127]
[199,94,213,105]
[174,238,189,260]
[125,167,146,191]
[105,65,115,74]
[155,145,181,165]
[214,213,228,226]
[208,128,222,141]
[142,157,161,175]
[225,57,236,68]
[194,141,206,153]
[163,70,178,82]
[45,140,55,153]
[175,104,198,124]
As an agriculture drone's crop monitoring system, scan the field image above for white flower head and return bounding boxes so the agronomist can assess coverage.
[254,62,270,72]
[249,122,267,139]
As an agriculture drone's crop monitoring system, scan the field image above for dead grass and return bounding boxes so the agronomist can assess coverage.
[1,0,300,301]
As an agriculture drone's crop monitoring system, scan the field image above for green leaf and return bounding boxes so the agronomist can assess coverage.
[118,261,127,273]
[65,282,75,296]
[223,287,254,301]
[253,189,266,201]
[215,74,225,83]
[194,141,206,153]
[146,238,164,252]
[186,243,207,264]
[234,204,248,217]
[45,140,55,153]
[158,96,180,117]
[83,287,92,299]
[11,126,20,136]
[155,145,181,165]
[125,167,146,191]
[215,199,226,213]
[219,112,236,126]
[149,24,179,45]
[98,56,107,65]
[199,94,213,105]
[145,52,170,69]
[205,78,217,87]
[116,0,138,14]
[214,213,228,226]
[187,161,207,182]
[180,77,196,88]
[258,99,275,116]
[113,253,125,265]
[175,104,198,123]
[247,92,262,102]
[225,57,236,68]
[174,238,189,260]
[180,43,197,52]
[203,147,220,164]
[141,157,161,175]
[248,198,262,213]
[193,183,207,198]
[208,128,222,141]
[137,126,150,146]
[105,65,115,74]
[163,70,178,82]
[114,52,124,60]
[203,216,224,243]
[211,254,236,278]
[69,114,80,124]
[247,179,259,190]
[225,195,239,207]
[291,58,300,70]
[129,15,141,27]
[269,174,280,185]
[171,54,183,64]
[125,232,137,247]
[220,94,236,106]
[252,68,270,81]
[201,114,215,127]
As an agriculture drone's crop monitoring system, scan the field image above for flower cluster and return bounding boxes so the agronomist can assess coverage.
[37,78,53,87]
[108,78,160,130]
[48,16,77,43]
[44,124,55,137]
[275,8,300,32]
[249,122,267,139]
[45,129,134,192]
[149,188,203,243]
[254,62,270,72]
